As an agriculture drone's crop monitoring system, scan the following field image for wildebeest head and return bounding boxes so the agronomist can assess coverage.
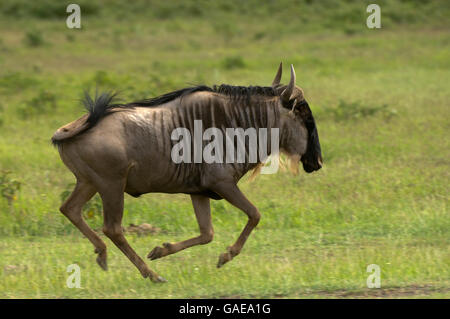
[272,63,323,173]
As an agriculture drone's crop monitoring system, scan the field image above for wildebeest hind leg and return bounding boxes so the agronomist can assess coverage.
[99,182,166,283]
[210,183,261,268]
[148,194,213,260]
[60,180,108,270]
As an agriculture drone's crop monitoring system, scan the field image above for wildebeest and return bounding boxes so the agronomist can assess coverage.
[52,63,322,282]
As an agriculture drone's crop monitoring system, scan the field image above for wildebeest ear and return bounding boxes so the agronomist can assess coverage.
[271,62,282,87]
[281,64,296,103]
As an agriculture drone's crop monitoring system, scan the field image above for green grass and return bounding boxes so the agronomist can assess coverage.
[1,234,448,298]
[0,0,449,298]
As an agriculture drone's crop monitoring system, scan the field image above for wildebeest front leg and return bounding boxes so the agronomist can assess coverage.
[148,194,213,260]
[211,183,261,268]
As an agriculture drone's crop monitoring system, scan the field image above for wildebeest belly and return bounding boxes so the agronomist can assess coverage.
[124,159,220,198]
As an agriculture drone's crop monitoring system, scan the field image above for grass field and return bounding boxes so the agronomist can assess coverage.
[0,0,449,298]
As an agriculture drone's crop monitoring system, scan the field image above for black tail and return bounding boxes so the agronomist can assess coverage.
[82,90,120,127]
[51,91,120,146]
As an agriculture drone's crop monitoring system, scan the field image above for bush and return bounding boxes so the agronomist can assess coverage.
[222,55,246,70]
[83,70,119,89]
[65,33,76,42]
[17,90,57,119]
[0,73,39,92]
[327,100,397,121]
[0,0,99,19]
[23,30,44,47]
[0,171,21,207]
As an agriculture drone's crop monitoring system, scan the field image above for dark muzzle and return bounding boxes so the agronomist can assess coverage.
[301,155,322,173]
[297,100,322,174]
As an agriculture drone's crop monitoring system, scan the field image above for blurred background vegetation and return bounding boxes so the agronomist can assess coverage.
[0,0,448,298]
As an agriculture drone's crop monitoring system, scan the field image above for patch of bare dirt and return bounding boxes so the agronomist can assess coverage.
[197,285,449,299]
[124,223,161,236]
[308,285,449,298]
[3,264,28,275]
[94,223,161,236]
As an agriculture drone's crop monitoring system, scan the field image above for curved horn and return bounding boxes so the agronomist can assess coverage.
[271,62,282,87]
[281,64,296,103]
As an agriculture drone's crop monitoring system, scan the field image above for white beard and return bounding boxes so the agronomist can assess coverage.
[280,153,300,176]
[248,152,300,182]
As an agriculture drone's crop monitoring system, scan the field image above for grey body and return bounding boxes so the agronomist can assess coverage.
[53,64,322,282]
[61,91,293,197]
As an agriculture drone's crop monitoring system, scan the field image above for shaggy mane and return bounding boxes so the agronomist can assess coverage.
[125,84,277,107]
[52,84,280,146]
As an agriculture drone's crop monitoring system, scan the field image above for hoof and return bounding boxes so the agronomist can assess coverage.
[95,249,108,271]
[217,252,232,268]
[150,275,167,283]
[147,243,171,260]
